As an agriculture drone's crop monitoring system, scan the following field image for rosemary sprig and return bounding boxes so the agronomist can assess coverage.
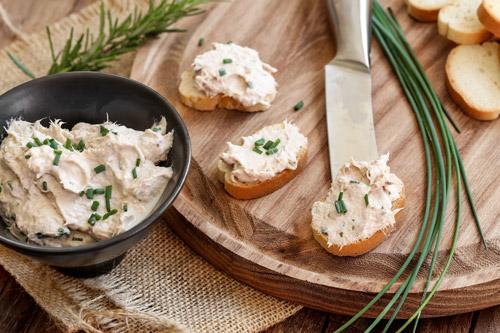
[8,0,212,77]
[335,2,484,332]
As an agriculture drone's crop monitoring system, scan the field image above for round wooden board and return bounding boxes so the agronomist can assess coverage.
[131,0,500,318]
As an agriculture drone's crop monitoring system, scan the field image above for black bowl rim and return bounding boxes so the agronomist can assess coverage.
[0,71,191,254]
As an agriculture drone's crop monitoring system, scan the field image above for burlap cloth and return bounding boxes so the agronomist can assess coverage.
[0,1,302,332]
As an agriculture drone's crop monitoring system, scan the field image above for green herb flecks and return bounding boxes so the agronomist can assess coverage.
[79,191,85,197]
[48,138,58,149]
[8,1,212,77]
[223,58,232,64]
[64,138,73,150]
[85,188,94,200]
[42,181,48,192]
[364,194,369,207]
[198,37,205,47]
[350,180,360,184]
[247,81,254,89]
[103,209,118,220]
[254,138,265,146]
[72,237,84,241]
[94,164,106,174]
[105,185,112,212]
[73,139,85,152]
[123,203,128,212]
[26,142,34,149]
[136,158,141,167]
[152,127,161,132]
[7,181,13,191]
[33,137,43,147]
[57,227,69,236]
[218,68,226,77]
[91,201,99,211]
[132,167,138,179]
[320,226,328,236]
[252,147,263,154]
[100,125,110,136]
[293,100,304,111]
[87,213,101,226]
[265,148,278,155]
[334,192,347,215]
[52,150,62,166]
[93,188,105,195]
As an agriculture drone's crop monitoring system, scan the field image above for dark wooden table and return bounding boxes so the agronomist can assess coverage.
[0,1,498,332]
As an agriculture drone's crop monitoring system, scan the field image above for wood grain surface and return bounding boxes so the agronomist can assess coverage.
[131,0,499,318]
[0,0,498,332]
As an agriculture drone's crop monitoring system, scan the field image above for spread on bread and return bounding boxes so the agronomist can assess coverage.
[311,154,405,256]
[179,42,278,112]
[0,119,173,246]
[218,120,308,199]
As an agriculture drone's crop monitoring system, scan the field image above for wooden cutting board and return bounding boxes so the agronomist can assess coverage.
[131,0,500,318]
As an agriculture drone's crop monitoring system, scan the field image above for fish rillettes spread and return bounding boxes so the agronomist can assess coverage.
[0,118,173,247]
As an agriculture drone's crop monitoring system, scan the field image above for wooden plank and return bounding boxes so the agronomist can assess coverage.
[263,308,328,333]
[474,306,500,333]
[131,0,500,317]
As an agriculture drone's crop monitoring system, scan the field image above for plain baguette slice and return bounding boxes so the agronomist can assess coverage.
[478,0,500,37]
[217,147,308,200]
[312,187,406,257]
[406,0,451,22]
[179,69,269,112]
[438,0,491,44]
[445,42,500,120]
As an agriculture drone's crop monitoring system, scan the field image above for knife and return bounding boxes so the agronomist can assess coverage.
[325,0,377,179]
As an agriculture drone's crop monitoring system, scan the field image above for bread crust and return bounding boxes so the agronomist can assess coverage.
[445,45,500,121]
[312,187,406,257]
[179,69,270,112]
[478,1,500,37]
[218,147,308,200]
[406,1,442,22]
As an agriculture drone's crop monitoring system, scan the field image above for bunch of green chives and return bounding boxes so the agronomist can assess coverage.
[335,2,486,332]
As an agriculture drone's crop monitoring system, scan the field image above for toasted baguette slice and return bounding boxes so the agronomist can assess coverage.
[478,0,500,37]
[406,0,451,22]
[179,69,269,112]
[312,187,406,257]
[438,0,491,44]
[218,146,307,200]
[446,42,500,120]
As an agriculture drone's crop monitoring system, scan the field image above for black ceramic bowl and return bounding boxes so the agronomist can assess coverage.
[0,72,191,277]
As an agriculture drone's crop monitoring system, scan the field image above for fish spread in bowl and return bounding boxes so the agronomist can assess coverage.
[0,118,173,247]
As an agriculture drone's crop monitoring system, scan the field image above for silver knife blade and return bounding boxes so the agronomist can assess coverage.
[325,0,376,179]
[325,60,377,178]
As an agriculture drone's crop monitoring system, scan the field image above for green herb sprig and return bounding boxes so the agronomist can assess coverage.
[335,2,485,332]
[7,0,212,77]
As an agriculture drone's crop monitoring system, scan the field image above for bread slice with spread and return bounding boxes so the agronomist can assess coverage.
[311,155,405,257]
[438,0,491,44]
[445,42,500,120]
[218,120,308,199]
[179,42,278,112]
[406,0,451,22]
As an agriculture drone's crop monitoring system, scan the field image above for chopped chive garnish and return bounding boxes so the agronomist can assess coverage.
[136,158,141,167]
[103,209,118,220]
[43,138,49,145]
[42,181,48,191]
[247,81,254,89]
[94,164,106,174]
[25,155,31,159]
[271,138,281,148]
[152,127,161,132]
[265,148,278,155]
[73,139,85,152]
[91,201,99,211]
[85,188,94,200]
[132,167,138,179]
[93,188,105,195]
[33,137,42,146]
[72,237,83,241]
[335,192,347,214]
[100,125,109,136]
[79,191,85,197]
[263,140,274,150]
[338,191,344,201]
[218,68,226,76]
[227,40,233,44]
[0,185,2,194]
[198,37,204,47]
[253,147,263,154]
[123,203,128,212]
[57,227,68,236]
[350,180,360,184]
[7,181,13,190]
[64,138,73,150]
[26,142,33,149]
[52,150,62,166]
[254,138,265,146]
[105,185,112,212]
[293,100,304,111]
[223,58,233,64]
[48,139,58,149]
[87,213,101,226]
[364,193,369,207]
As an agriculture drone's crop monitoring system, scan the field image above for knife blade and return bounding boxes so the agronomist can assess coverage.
[325,0,377,179]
